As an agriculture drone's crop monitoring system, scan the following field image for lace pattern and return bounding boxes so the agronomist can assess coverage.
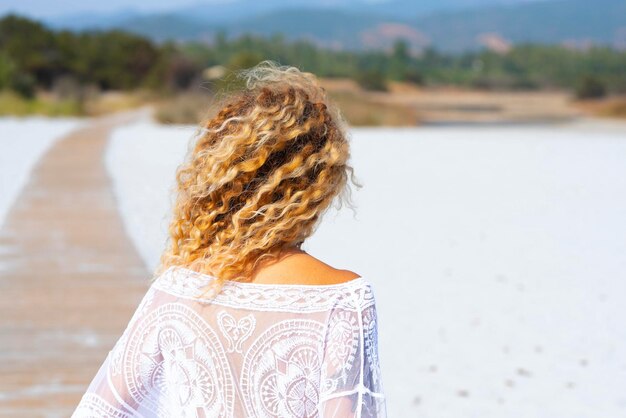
[72,266,386,417]
[153,266,376,313]
[73,394,133,418]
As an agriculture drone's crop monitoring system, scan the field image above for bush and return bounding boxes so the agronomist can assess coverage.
[403,68,425,85]
[355,69,388,92]
[10,73,36,99]
[576,75,607,99]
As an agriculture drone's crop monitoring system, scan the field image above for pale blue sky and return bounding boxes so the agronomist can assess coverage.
[0,0,217,18]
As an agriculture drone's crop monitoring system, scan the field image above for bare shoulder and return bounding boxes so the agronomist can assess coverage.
[250,250,361,286]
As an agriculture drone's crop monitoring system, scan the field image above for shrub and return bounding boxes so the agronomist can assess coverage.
[576,75,607,99]
[10,73,36,99]
[355,69,388,92]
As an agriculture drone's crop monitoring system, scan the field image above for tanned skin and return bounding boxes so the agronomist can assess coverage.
[249,247,361,286]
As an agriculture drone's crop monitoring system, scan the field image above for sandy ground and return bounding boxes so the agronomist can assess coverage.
[368,87,582,124]
[0,111,151,417]
[320,78,587,125]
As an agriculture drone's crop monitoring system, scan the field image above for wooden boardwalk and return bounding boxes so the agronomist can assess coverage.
[0,111,151,417]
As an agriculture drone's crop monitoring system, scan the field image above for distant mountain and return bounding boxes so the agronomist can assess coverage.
[43,0,543,30]
[413,0,626,51]
[172,0,545,21]
[39,0,626,52]
[220,8,389,49]
[45,9,141,30]
[115,13,213,41]
[105,8,411,50]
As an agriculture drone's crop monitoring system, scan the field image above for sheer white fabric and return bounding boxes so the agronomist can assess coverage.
[72,265,386,417]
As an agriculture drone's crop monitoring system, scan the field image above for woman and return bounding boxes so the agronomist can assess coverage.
[72,61,386,417]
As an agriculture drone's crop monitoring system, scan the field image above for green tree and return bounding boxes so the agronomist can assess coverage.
[0,51,15,89]
[389,39,410,81]
[0,14,58,88]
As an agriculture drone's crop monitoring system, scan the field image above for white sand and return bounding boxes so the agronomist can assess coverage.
[0,116,82,228]
[106,120,626,417]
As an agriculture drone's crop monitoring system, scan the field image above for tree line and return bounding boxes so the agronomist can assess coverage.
[1,14,625,101]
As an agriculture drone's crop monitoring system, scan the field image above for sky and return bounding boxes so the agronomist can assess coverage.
[0,0,224,18]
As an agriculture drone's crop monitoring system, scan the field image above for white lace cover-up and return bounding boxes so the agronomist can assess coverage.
[72,265,386,417]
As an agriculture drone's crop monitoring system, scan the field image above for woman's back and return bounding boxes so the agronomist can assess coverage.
[72,61,386,417]
[72,264,386,417]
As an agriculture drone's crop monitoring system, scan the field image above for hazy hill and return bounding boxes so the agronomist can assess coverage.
[41,0,626,52]
[171,0,545,21]
[413,0,626,51]
[45,0,543,29]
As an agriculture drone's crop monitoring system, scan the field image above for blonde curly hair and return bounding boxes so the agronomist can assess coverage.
[156,60,360,292]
